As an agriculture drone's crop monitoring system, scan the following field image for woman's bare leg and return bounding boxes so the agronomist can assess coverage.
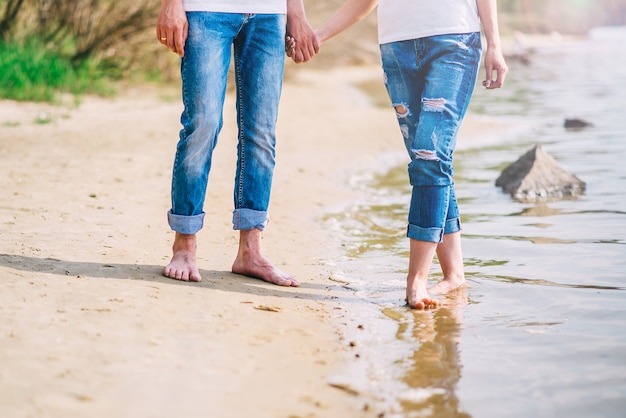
[430,231,466,295]
[406,238,439,309]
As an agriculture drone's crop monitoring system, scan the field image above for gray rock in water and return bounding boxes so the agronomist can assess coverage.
[495,144,586,201]
[564,118,593,130]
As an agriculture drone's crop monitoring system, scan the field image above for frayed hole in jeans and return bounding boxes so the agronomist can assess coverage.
[422,98,445,112]
[412,149,439,161]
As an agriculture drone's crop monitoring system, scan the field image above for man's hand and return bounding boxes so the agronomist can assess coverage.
[286,1,319,63]
[156,0,188,57]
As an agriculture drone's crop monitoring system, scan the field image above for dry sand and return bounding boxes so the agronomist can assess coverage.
[0,62,513,417]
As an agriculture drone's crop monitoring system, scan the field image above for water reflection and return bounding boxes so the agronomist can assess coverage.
[481,273,625,291]
[382,289,471,417]
[464,233,577,244]
[513,204,562,217]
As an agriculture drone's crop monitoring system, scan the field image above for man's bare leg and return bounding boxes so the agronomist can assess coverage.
[232,228,299,287]
[163,232,202,282]
[429,231,465,295]
[406,238,439,309]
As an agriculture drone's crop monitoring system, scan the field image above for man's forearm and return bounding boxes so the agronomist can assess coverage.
[287,0,307,20]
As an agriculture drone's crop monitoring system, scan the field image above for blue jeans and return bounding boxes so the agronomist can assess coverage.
[168,12,285,235]
[380,32,482,243]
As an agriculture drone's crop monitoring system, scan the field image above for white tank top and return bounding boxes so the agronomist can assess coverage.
[378,0,480,44]
[183,0,286,14]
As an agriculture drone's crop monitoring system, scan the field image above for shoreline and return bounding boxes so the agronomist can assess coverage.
[0,64,520,417]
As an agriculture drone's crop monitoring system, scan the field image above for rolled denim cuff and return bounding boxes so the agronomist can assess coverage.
[232,208,268,231]
[168,210,205,235]
[407,224,443,243]
[444,217,461,235]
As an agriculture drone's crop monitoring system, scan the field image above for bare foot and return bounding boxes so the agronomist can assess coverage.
[232,256,299,287]
[406,278,439,310]
[429,275,465,295]
[232,229,299,287]
[163,233,202,282]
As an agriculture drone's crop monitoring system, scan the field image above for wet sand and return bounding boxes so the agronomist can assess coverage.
[0,64,507,417]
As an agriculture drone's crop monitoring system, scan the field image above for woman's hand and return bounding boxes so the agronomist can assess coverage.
[482,46,508,89]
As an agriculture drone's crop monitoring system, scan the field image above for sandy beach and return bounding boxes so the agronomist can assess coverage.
[0,63,395,418]
[0,58,515,417]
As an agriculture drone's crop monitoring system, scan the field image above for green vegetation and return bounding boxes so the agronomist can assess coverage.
[0,0,160,102]
[0,38,111,102]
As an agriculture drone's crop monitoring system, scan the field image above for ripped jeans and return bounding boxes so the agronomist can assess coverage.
[380,32,482,243]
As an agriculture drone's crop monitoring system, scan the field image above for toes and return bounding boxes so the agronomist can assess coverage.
[406,297,425,309]
[426,298,439,309]
[274,275,299,287]
[414,301,426,310]
[164,265,200,282]
[171,269,186,281]
[163,267,180,280]
[407,297,439,310]
[286,276,300,287]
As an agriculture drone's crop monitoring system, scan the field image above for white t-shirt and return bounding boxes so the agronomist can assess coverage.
[378,0,481,44]
[183,0,286,14]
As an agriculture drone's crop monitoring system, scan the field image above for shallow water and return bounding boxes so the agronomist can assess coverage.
[327,27,626,417]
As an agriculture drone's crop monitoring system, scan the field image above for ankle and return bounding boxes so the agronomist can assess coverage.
[407,273,428,285]
[238,229,263,253]
[443,273,465,283]
[173,233,196,251]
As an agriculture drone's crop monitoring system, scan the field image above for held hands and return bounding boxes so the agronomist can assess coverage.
[482,46,509,89]
[285,33,320,63]
[285,35,297,60]
[156,0,188,57]
[285,14,320,63]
